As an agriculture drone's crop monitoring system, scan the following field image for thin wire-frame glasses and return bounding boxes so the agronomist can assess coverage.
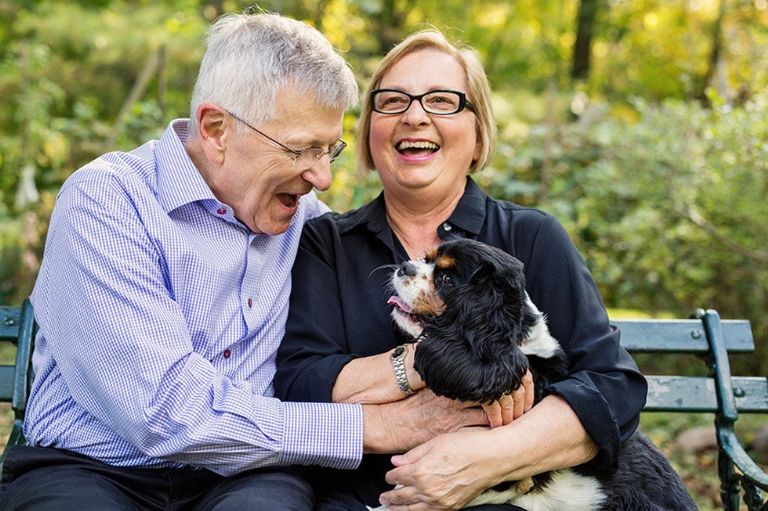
[225,110,347,167]
[370,89,475,115]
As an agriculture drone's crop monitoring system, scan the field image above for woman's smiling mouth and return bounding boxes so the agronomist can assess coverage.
[396,139,440,156]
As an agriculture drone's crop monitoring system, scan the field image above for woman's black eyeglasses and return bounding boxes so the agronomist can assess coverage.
[225,110,347,167]
[370,89,475,115]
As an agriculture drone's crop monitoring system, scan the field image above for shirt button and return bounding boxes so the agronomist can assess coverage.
[247,297,253,308]
[216,207,227,215]
[442,223,452,232]
[223,349,232,359]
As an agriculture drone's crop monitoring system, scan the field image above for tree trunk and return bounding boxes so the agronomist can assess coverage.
[695,0,726,103]
[571,0,600,80]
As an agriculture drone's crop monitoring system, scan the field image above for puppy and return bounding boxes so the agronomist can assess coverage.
[382,238,696,511]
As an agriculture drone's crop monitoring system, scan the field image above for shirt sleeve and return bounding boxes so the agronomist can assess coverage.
[522,214,647,469]
[274,216,356,403]
[31,175,361,475]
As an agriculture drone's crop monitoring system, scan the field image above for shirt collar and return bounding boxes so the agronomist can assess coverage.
[155,119,218,214]
[336,176,488,238]
[445,176,487,237]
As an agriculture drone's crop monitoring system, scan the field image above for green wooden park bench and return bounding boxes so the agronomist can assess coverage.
[0,302,766,509]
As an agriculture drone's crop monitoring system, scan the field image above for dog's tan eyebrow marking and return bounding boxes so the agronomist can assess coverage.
[424,247,438,261]
[435,254,456,269]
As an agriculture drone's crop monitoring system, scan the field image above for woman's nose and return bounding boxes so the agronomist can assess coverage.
[400,99,431,125]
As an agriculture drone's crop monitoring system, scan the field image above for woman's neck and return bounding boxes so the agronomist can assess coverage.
[384,186,464,259]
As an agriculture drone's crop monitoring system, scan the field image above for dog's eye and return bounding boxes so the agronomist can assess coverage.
[437,273,453,288]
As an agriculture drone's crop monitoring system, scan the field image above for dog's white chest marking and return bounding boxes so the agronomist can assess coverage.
[520,295,561,358]
[366,469,604,511]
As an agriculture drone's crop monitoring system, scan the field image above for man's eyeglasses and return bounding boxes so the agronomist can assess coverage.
[370,89,475,115]
[225,110,347,167]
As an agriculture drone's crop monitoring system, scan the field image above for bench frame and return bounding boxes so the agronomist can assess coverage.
[0,298,36,461]
[614,309,768,511]
[1,303,766,509]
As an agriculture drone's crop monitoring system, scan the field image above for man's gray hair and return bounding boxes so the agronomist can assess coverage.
[189,12,358,133]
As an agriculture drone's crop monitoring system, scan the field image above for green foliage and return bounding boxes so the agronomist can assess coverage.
[0,2,766,505]
[484,89,768,375]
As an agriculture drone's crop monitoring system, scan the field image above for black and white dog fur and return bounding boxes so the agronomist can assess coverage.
[379,238,696,511]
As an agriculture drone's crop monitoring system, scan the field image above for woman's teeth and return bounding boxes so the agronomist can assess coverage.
[396,140,439,153]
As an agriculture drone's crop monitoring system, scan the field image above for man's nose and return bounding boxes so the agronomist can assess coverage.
[302,157,332,191]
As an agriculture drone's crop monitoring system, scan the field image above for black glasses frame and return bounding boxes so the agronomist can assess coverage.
[225,109,347,165]
[369,89,475,115]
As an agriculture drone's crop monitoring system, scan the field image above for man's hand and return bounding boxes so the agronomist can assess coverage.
[362,388,488,454]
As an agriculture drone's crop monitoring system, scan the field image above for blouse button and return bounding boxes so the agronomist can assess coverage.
[216,207,227,215]
[247,297,253,308]
[223,349,232,359]
[442,223,452,232]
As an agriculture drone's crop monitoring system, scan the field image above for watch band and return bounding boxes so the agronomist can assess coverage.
[390,344,414,395]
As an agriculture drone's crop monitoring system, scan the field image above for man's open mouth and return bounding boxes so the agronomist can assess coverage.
[276,193,299,208]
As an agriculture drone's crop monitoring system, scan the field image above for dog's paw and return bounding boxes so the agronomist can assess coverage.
[515,476,535,494]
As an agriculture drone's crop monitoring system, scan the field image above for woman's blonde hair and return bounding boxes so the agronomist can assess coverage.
[356,29,496,173]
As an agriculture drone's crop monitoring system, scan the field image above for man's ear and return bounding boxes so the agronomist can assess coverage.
[196,104,227,164]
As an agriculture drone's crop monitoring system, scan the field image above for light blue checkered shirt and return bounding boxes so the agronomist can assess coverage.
[26,119,363,476]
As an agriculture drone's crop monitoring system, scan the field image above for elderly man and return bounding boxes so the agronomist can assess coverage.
[0,12,485,511]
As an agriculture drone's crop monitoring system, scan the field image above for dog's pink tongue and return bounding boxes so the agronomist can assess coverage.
[387,295,412,313]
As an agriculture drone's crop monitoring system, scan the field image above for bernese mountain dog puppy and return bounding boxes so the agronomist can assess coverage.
[384,238,696,511]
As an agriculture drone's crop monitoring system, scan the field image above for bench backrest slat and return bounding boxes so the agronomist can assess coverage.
[0,306,22,343]
[0,366,15,400]
[645,375,768,412]
[614,319,754,353]
[0,306,23,403]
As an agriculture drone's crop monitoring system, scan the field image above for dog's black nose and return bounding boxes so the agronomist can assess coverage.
[397,261,417,277]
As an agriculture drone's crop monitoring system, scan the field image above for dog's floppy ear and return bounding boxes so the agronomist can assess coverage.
[468,255,528,324]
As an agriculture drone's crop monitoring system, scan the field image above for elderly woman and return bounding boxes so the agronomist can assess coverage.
[274,30,646,510]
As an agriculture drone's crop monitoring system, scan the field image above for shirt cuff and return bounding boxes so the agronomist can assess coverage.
[280,401,363,469]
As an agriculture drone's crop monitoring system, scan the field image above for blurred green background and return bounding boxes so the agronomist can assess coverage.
[1,1,767,508]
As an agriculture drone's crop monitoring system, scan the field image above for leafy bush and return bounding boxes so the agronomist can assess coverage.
[484,90,768,375]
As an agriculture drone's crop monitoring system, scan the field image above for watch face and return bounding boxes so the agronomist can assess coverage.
[392,346,405,358]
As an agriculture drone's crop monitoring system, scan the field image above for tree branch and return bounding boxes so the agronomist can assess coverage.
[679,205,768,264]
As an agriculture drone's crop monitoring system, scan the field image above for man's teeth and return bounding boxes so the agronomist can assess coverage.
[397,140,439,151]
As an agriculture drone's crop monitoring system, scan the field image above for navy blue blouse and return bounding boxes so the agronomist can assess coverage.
[275,177,646,505]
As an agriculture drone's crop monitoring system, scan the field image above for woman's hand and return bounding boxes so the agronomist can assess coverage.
[378,428,501,510]
[377,395,600,510]
[480,369,534,428]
